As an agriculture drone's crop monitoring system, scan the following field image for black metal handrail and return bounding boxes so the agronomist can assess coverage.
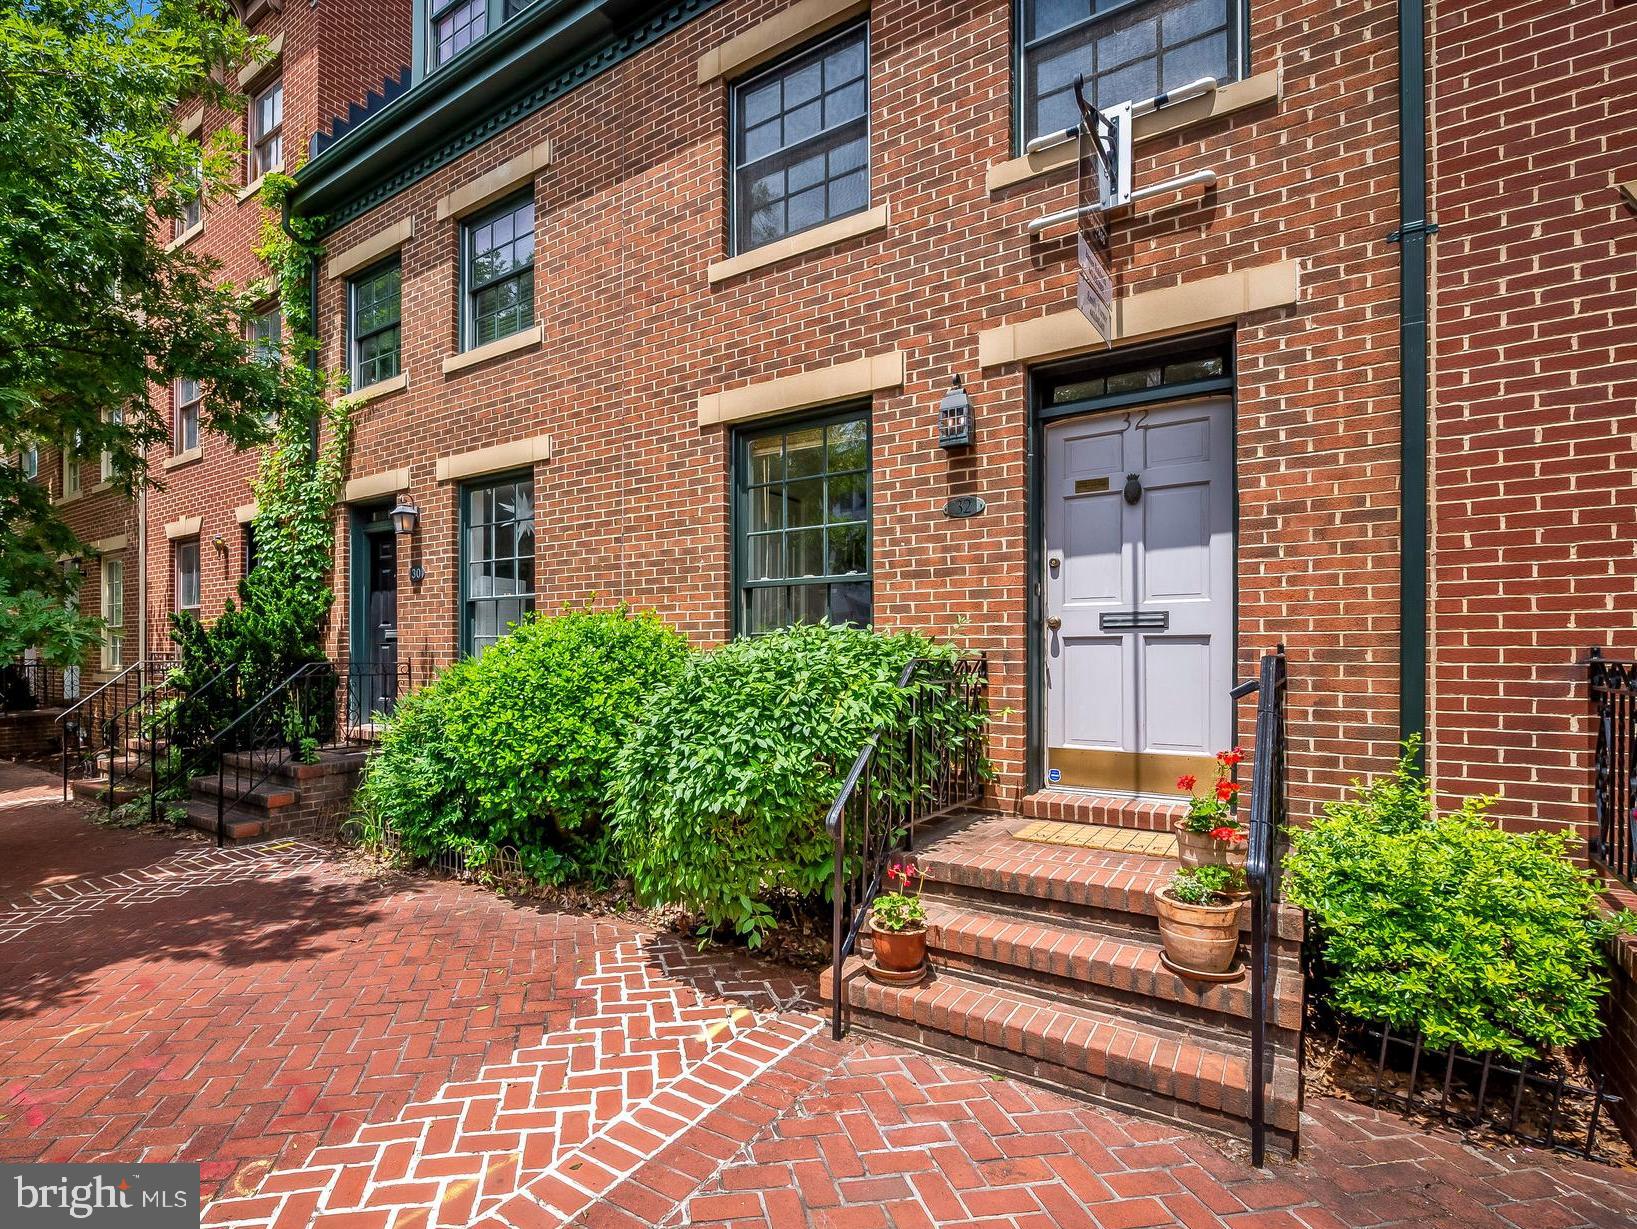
[208,661,336,846]
[827,655,988,1040]
[1232,645,1288,1168]
[58,657,174,800]
[1590,648,1636,889]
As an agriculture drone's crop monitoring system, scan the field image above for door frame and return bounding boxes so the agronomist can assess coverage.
[348,502,395,670]
[1024,332,1239,796]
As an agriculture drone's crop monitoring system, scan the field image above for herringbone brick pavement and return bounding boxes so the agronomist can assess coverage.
[6,794,1636,1229]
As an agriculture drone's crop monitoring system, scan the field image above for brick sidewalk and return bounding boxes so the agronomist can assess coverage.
[2,796,1634,1228]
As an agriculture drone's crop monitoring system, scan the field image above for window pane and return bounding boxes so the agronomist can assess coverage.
[786,427,824,478]
[827,418,867,471]
[786,478,823,527]
[733,25,870,252]
[828,581,871,628]
[791,582,829,626]
[747,586,787,635]
[827,521,866,575]
[828,471,867,522]
[746,533,783,581]
[787,527,823,577]
[1022,0,1234,142]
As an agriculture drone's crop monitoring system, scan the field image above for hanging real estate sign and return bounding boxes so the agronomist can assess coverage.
[1074,86,1114,345]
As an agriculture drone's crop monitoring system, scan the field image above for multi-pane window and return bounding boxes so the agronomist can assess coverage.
[20,444,37,479]
[174,376,200,452]
[463,195,534,349]
[736,408,871,635]
[101,557,124,671]
[176,190,201,239]
[431,0,486,67]
[250,79,284,178]
[462,475,535,656]
[250,306,282,364]
[244,524,259,576]
[1020,0,1239,143]
[62,441,81,498]
[100,407,121,483]
[732,24,869,254]
[350,261,402,387]
[174,539,201,616]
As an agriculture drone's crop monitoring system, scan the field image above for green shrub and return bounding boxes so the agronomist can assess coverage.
[355,605,688,883]
[611,621,986,946]
[1284,742,1628,1060]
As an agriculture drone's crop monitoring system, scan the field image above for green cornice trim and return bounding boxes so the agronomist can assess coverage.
[293,0,724,234]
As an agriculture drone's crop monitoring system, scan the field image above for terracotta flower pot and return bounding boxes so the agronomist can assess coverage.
[868,920,927,973]
[1174,822,1248,870]
[1154,886,1245,977]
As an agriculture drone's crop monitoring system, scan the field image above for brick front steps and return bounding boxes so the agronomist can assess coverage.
[182,748,368,843]
[825,810,1304,1155]
[1021,787,1188,832]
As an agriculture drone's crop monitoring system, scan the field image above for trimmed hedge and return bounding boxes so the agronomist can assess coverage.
[610,621,985,946]
[354,606,688,883]
[1283,743,1629,1060]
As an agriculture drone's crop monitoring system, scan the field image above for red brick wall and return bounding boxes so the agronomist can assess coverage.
[140,0,412,657]
[287,0,1408,813]
[1427,0,1637,841]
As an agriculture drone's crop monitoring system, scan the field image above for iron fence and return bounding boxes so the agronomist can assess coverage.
[1590,649,1636,888]
[1343,1018,1624,1164]
[827,655,988,1041]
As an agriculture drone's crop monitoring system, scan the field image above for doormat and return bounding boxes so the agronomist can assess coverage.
[1012,821,1177,858]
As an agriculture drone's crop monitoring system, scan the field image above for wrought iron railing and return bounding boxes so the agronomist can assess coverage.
[58,657,175,799]
[1590,649,1636,888]
[1346,1019,1623,1163]
[2,659,58,713]
[1231,645,1288,1168]
[827,656,988,1040]
[203,656,412,845]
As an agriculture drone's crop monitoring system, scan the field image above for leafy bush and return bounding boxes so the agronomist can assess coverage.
[1284,742,1628,1060]
[1169,864,1244,905]
[355,606,688,883]
[611,622,986,946]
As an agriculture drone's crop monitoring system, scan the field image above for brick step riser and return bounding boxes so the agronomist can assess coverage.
[181,804,264,843]
[916,877,1303,958]
[845,992,1299,1156]
[186,779,298,813]
[916,941,1304,1044]
[1019,791,1189,833]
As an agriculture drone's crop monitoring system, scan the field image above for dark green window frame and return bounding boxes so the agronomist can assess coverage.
[461,193,535,350]
[459,471,536,656]
[1013,0,1248,151]
[350,260,402,389]
[733,405,872,637]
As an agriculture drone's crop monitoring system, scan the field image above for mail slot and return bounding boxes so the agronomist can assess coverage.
[1099,610,1170,632]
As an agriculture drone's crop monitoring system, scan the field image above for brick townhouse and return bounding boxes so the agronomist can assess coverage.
[98,0,1626,839]
[20,0,1637,1153]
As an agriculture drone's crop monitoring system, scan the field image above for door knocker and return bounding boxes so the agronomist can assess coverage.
[1123,473,1143,505]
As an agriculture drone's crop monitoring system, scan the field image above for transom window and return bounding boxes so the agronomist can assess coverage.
[350,261,402,388]
[174,376,200,452]
[1020,0,1240,144]
[250,79,284,178]
[431,0,486,67]
[174,539,201,616]
[463,195,535,349]
[732,24,869,255]
[735,408,871,635]
[462,475,535,656]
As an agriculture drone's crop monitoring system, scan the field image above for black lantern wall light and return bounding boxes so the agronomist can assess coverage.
[391,493,426,582]
[937,375,974,449]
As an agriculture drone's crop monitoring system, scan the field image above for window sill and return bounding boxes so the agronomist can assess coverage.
[53,490,84,507]
[986,70,1281,194]
[708,204,890,285]
[236,167,283,204]
[91,479,115,494]
[442,324,544,375]
[165,220,204,252]
[344,372,410,405]
[163,447,204,471]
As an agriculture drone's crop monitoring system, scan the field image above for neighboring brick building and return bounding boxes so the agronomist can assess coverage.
[31,0,1630,844]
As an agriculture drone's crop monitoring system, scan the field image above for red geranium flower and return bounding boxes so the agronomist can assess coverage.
[1209,826,1245,843]
[1215,779,1241,802]
[1217,747,1245,766]
[1176,774,1197,791]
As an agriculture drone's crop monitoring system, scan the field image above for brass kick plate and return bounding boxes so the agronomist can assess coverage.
[1046,748,1217,796]
[1074,476,1111,495]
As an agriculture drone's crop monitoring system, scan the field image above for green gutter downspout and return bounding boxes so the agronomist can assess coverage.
[1393,0,1434,754]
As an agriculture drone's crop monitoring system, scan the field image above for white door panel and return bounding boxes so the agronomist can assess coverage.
[1044,399,1233,793]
